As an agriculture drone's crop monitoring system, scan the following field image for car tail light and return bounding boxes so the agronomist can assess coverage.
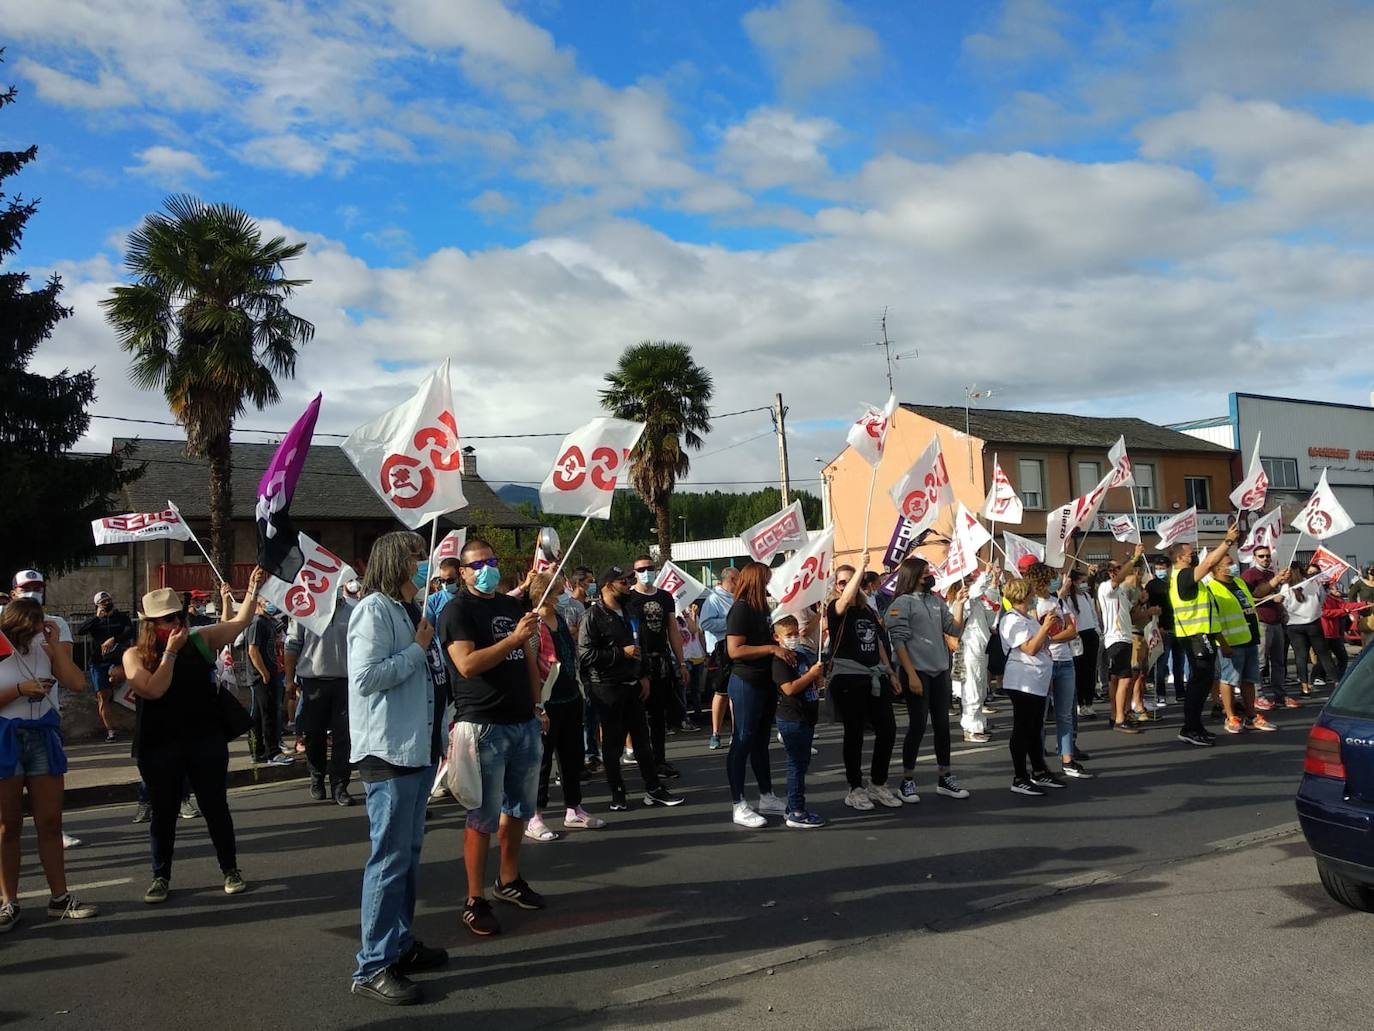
[1304,725,1346,780]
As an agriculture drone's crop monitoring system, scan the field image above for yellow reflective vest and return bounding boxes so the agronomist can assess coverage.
[1169,568,1215,639]
[1207,577,1257,646]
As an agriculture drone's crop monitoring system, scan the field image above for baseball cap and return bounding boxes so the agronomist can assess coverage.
[1015,554,1038,575]
[13,569,44,589]
[600,565,630,588]
[93,591,112,605]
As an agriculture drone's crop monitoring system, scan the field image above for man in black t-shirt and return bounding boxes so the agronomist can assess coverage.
[1168,523,1241,746]
[624,554,688,779]
[440,538,545,936]
[79,591,134,742]
[1146,554,1188,704]
[246,600,290,765]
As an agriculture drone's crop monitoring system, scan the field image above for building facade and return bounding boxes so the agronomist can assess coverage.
[824,404,1238,570]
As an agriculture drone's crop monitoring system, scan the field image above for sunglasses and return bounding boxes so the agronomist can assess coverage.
[616,577,635,586]
[152,614,181,626]
[634,566,656,574]
[463,557,499,571]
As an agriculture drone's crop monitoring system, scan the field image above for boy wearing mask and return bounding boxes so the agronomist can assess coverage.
[772,615,824,829]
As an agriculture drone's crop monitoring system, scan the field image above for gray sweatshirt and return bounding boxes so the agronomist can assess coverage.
[884,591,959,674]
[285,600,352,680]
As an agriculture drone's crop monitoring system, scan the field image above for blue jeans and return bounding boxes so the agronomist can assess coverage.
[776,719,814,813]
[355,764,435,982]
[726,674,776,803]
[1044,659,1078,759]
[467,719,542,834]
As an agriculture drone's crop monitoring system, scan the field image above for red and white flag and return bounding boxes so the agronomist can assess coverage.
[430,529,467,572]
[954,502,992,553]
[889,437,954,537]
[539,417,646,520]
[1240,507,1283,562]
[1044,469,1115,568]
[741,500,809,563]
[1108,436,1134,489]
[768,527,835,616]
[1108,515,1141,543]
[1310,546,1353,585]
[846,395,898,467]
[92,509,194,546]
[654,561,708,607]
[1144,617,1165,670]
[1003,531,1044,576]
[1230,433,1268,512]
[1155,506,1199,549]
[257,532,357,637]
[343,360,467,529]
[0,629,13,662]
[1291,469,1355,541]
[980,457,1023,524]
[939,507,987,589]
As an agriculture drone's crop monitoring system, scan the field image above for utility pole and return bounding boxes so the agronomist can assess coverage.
[773,392,792,505]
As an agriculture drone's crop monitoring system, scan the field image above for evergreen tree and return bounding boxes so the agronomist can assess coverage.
[0,58,140,580]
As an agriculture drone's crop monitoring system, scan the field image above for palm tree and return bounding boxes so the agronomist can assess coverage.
[102,194,314,573]
[600,341,713,562]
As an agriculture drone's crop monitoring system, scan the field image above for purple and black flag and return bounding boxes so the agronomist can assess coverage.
[256,393,322,583]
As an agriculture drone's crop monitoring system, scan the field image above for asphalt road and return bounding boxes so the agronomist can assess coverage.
[1,697,1361,1031]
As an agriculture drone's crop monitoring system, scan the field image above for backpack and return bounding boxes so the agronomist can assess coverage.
[986,612,1009,677]
[704,639,733,694]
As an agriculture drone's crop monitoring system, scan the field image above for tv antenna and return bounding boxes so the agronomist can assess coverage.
[870,308,918,396]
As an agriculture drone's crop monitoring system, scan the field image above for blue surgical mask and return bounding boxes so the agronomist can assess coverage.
[1049,577,1062,593]
[473,565,501,594]
[443,580,461,596]
[412,560,430,591]
[1228,564,1240,577]
[1154,569,1167,580]
[636,570,654,586]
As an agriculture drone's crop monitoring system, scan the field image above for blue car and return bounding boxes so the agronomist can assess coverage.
[1296,643,1374,912]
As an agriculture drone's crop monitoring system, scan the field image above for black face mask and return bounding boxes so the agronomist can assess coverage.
[1189,553,1199,568]
[922,575,936,591]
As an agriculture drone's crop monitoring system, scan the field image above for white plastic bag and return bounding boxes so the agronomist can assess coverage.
[444,721,482,810]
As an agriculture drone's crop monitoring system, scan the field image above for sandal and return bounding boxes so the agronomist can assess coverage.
[523,814,559,842]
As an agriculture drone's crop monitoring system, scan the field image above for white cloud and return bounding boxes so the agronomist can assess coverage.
[124,145,213,186]
[469,190,514,217]
[238,134,331,176]
[963,0,1072,68]
[743,0,880,97]
[13,58,136,109]
[718,107,836,190]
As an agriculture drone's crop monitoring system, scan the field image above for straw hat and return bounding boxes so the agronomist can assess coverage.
[139,587,183,620]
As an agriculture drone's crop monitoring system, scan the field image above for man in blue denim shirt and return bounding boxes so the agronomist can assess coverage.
[347,532,447,1007]
[439,537,546,938]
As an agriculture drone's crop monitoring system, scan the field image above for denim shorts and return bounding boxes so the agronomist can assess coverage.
[14,727,59,778]
[1218,643,1261,686]
[90,662,115,693]
[467,718,542,833]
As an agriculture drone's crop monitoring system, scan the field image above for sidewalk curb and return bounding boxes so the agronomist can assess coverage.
[65,760,311,811]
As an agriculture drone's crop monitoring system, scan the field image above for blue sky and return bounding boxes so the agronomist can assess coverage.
[5,0,1374,490]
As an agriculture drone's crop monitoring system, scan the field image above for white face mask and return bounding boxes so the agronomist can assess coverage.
[780,637,802,651]
[15,589,43,604]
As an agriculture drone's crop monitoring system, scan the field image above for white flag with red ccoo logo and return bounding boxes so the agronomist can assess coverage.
[1310,545,1353,584]
[1290,469,1355,541]
[980,457,1023,524]
[741,500,809,563]
[1108,436,1134,489]
[1230,434,1268,513]
[654,561,708,608]
[430,529,467,572]
[767,528,835,616]
[889,437,954,538]
[1240,507,1283,562]
[846,395,898,467]
[1155,506,1199,549]
[539,417,646,519]
[257,531,356,637]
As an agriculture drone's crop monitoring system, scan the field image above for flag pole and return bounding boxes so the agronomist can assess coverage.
[860,464,879,572]
[168,499,226,585]
[535,515,592,610]
[421,516,441,609]
[986,451,997,564]
[1283,530,1306,571]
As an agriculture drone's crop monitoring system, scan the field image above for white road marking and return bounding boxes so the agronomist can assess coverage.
[18,877,131,900]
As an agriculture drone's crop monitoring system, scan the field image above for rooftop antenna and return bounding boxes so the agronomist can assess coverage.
[870,308,916,396]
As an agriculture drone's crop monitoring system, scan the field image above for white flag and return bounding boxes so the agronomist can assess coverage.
[767,527,835,616]
[430,529,467,572]
[980,457,1023,524]
[1071,469,1116,534]
[1291,468,1355,540]
[654,561,708,607]
[257,532,356,637]
[1155,506,1199,549]
[539,417,646,519]
[342,360,467,529]
[1240,507,1283,562]
[741,500,809,563]
[92,509,193,546]
[940,507,987,589]
[1229,432,1267,512]
[1144,617,1165,670]
[889,437,954,537]
[1108,515,1141,544]
[1310,545,1353,585]
[846,395,898,467]
[954,502,993,553]
[1108,436,1134,489]
[1003,531,1045,575]
[1043,502,1076,569]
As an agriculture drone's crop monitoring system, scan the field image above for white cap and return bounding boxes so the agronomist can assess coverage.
[12,569,43,588]
[344,579,361,595]
[93,591,113,605]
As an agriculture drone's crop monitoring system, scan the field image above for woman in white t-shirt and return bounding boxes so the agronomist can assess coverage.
[1031,565,1089,778]
[1281,562,1341,696]
[999,579,1063,797]
[0,599,100,932]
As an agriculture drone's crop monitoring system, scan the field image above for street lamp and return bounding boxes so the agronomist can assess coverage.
[964,384,994,483]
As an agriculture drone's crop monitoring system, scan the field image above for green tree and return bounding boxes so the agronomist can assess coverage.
[102,195,314,572]
[0,59,140,578]
[600,341,713,562]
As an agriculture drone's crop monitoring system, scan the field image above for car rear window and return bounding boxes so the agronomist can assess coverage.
[1328,648,1374,719]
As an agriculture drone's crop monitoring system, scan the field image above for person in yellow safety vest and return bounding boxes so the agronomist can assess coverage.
[1167,522,1241,748]
[1208,552,1288,736]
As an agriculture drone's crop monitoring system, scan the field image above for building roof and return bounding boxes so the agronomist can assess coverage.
[116,437,538,529]
[903,405,1234,454]
[653,530,827,564]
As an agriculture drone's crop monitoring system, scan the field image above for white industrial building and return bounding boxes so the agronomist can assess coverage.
[1172,393,1374,568]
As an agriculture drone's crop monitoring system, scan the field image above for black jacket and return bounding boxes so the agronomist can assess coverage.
[577,600,642,696]
[77,610,135,662]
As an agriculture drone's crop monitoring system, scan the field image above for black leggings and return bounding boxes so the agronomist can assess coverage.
[1286,622,1342,686]
[538,697,584,810]
[1074,629,1100,706]
[1007,690,1049,781]
[591,688,660,795]
[831,674,896,789]
[299,676,350,790]
[901,668,952,771]
[137,735,237,880]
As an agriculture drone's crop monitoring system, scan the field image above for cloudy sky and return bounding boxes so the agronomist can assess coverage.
[6,0,1374,496]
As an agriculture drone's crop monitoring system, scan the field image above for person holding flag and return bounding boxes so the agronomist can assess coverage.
[1241,544,1295,711]
[1208,553,1278,734]
[1278,561,1344,698]
[1167,521,1242,747]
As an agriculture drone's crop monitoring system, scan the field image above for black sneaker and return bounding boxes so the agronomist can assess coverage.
[655,762,682,780]
[493,876,546,911]
[609,789,629,811]
[644,786,685,807]
[1074,748,1093,762]
[463,897,501,936]
[334,786,354,807]
[309,779,327,801]
[132,802,151,824]
[1030,770,1067,789]
[351,967,421,1006]
[1061,760,1094,779]
[1177,730,1213,747]
[395,939,448,974]
[1011,778,1047,797]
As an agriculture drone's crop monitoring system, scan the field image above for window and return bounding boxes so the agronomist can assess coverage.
[1133,463,1156,509]
[81,552,129,570]
[1185,476,1211,510]
[1260,457,1300,490]
[1018,459,1045,509]
[1076,461,1101,494]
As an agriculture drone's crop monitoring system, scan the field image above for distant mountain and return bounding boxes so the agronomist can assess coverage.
[497,484,541,512]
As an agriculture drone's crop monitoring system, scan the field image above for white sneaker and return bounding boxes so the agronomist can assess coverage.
[733,801,767,828]
[1076,704,1096,717]
[62,833,82,849]
[757,792,786,815]
[866,782,903,808]
[844,787,875,811]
